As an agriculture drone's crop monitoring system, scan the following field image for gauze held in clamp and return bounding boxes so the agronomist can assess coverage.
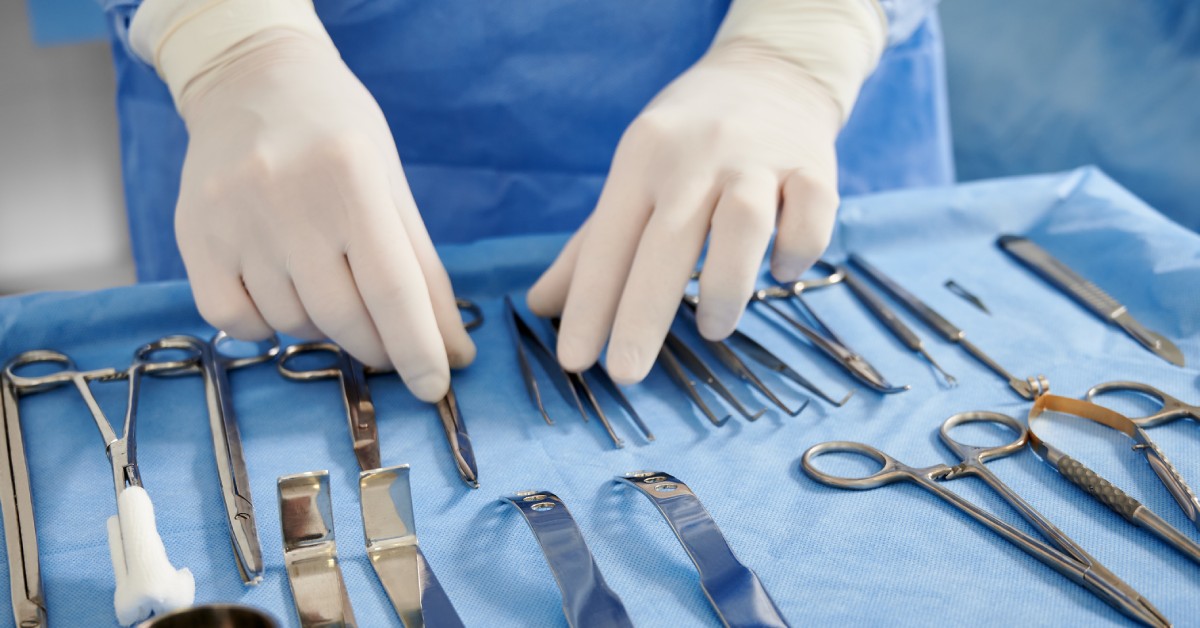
[108,487,195,625]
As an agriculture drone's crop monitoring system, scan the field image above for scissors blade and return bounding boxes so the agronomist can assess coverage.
[436,386,478,489]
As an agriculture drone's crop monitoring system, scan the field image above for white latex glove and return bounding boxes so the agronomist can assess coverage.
[527,0,886,384]
[131,0,473,402]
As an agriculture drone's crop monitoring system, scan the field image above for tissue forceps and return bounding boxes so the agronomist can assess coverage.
[753,262,908,394]
[278,343,381,471]
[803,412,1169,628]
[440,299,483,488]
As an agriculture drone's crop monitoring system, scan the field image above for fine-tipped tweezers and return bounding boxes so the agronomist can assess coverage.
[544,317,654,447]
[662,331,766,423]
[505,295,586,425]
[679,299,809,416]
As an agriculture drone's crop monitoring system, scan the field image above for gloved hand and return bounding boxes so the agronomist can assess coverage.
[527,0,886,384]
[132,0,473,402]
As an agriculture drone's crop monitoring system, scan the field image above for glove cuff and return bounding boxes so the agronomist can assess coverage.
[130,0,336,107]
[711,0,887,124]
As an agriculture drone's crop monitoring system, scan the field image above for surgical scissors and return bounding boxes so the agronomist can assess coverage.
[753,261,908,394]
[1087,381,1200,429]
[803,412,1169,627]
[137,333,279,586]
[278,343,381,471]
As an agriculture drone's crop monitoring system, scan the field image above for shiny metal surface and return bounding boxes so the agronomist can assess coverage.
[1032,394,1200,531]
[278,343,381,472]
[848,253,1040,399]
[943,279,990,315]
[617,471,789,628]
[663,331,766,421]
[1087,381,1200,429]
[136,604,279,628]
[0,369,46,627]
[502,490,632,628]
[436,386,479,488]
[133,333,277,585]
[360,465,464,627]
[722,327,854,407]
[998,235,1184,367]
[504,295,586,425]
[1028,399,1200,566]
[842,266,957,387]
[804,412,1169,628]
[278,471,356,628]
[657,342,731,427]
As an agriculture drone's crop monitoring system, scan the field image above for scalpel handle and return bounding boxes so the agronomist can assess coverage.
[997,236,1124,320]
[848,255,962,341]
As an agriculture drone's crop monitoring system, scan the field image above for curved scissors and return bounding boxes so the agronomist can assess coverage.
[803,412,1168,628]
[278,343,381,472]
[1087,381,1200,428]
[753,262,906,394]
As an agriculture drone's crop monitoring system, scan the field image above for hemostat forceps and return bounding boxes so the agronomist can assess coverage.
[804,412,1169,627]
[753,261,908,394]
[278,343,381,471]
[0,365,46,627]
[6,348,195,625]
[140,333,278,586]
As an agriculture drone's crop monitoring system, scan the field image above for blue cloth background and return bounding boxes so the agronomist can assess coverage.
[0,167,1198,626]
[100,1,952,282]
[941,0,1200,232]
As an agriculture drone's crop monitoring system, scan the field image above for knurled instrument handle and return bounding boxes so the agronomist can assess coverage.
[1058,455,1141,521]
[997,236,1123,320]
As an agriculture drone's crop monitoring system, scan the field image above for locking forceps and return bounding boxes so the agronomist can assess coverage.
[1087,381,1200,429]
[6,347,196,624]
[753,261,907,394]
[278,343,381,471]
[0,366,46,627]
[803,412,1169,627]
[139,333,279,586]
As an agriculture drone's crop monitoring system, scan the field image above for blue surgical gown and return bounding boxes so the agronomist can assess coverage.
[100,1,953,282]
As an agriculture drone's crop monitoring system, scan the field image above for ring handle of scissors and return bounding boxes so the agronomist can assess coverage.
[938,411,1027,464]
[802,441,929,489]
[457,298,483,332]
[752,261,845,301]
[277,342,345,380]
[211,331,281,370]
[1086,381,1190,426]
[3,350,120,391]
[134,335,205,376]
